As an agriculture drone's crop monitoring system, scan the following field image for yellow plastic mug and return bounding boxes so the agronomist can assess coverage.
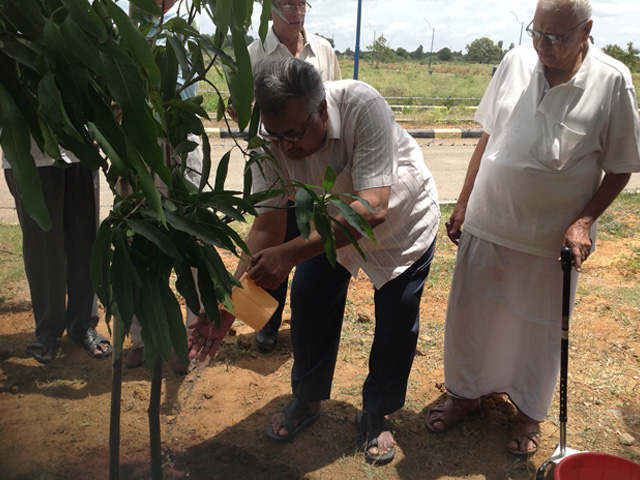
[225,272,278,331]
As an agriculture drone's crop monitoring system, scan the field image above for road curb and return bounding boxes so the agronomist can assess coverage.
[205,127,484,139]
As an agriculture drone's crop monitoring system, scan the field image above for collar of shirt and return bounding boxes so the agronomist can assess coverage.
[264,26,319,58]
[533,43,591,91]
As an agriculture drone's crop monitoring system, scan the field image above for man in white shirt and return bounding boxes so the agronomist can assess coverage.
[239,1,342,352]
[189,58,440,465]
[427,0,640,457]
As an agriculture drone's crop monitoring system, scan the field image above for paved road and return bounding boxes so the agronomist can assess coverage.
[1,136,639,223]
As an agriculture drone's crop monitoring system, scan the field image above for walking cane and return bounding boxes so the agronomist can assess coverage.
[536,247,586,479]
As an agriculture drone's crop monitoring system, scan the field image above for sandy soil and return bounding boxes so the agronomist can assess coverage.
[1,222,639,480]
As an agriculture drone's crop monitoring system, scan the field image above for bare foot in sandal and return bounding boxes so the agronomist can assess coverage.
[507,412,540,456]
[266,399,321,441]
[426,397,481,433]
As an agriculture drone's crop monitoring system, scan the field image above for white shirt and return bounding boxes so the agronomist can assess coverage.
[466,44,640,258]
[252,80,440,288]
[2,137,80,169]
[248,27,341,81]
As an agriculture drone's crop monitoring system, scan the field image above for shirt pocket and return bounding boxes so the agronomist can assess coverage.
[534,121,587,171]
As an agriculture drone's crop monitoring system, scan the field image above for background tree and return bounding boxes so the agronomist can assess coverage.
[410,44,425,61]
[396,46,411,59]
[366,34,394,66]
[603,42,640,73]
[437,47,452,62]
[466,37,503,64]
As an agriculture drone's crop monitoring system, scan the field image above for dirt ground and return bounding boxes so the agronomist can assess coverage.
[1,216,639,479]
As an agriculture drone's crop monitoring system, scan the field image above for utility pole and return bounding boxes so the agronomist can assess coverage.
[354,0,362,79]
[510,10,524,46]
[424,19,435,74]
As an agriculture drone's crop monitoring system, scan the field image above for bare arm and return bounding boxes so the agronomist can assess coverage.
[445,132,490,245]
[563,172,631,271]
[248,186,390,290]
[187,207,287,361]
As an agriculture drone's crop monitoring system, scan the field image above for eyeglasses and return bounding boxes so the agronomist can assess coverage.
[526,19,588,45]
[275,1,311,13]
[260,112,313,143]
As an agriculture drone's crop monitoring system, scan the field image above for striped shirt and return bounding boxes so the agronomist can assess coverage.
[252,80,440,288]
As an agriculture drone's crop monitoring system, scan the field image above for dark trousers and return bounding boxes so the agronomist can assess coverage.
[5,164,98,342]
[289,239,436,416]
[261,201,299,335]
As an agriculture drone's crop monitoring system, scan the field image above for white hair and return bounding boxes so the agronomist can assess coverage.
[538,0,592,22]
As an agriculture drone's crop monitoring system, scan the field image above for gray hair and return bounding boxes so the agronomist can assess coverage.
[538,0,592,22]
[253,58,325,117]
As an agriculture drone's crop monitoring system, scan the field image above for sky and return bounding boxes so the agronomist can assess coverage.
[116,1,640,55]
[263,0,640,53]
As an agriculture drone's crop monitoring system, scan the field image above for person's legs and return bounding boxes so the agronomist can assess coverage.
[267,253,351,439]
[64,164,98,339]
[358,241,435,463]
[255,201,299,351]
[5,168,67,345]
[364,240,436,415]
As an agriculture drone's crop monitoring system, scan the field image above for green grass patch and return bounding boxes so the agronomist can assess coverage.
[0,223,25,303]
[598,191,640,240]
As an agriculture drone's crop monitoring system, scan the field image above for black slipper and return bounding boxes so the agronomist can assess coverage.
[356,411,396,466]
[265,398,320,442]
[26,339,56,364]
[72,328,112,359]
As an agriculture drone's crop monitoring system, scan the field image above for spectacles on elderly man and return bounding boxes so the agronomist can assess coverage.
[275,1,311,13]
[259,112,313,144]
[525,19,588,45]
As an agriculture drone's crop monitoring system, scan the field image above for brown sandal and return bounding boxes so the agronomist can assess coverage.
[507,419,540,456]
[426,397,481,433]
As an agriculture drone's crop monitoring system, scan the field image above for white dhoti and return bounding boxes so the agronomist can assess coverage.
[444,232,578,421]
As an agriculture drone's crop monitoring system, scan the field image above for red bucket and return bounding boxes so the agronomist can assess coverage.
[554,452,640,480]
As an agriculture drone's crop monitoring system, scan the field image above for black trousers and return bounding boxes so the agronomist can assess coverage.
[289,239,436,416]
[5,164,98,342]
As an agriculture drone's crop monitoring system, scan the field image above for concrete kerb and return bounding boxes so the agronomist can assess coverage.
[204,127,484,139]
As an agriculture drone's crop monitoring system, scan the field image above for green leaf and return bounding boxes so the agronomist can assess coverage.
[214,150,231,191]
[174,261,201,321]
[329,198,377,243]
[128,0,162,16]
[111,229,137,330]
[166,34,190,80]
[139,274,173,361]
[127,218,182,260]
[156,45,179,101]
[258,0,272,42]
[295,188,314,239]
[60,15,105,76]
[61,0,108,43]
[43,17,89,121]
[0,36,40,72]
[0,0,45,44]
[322,166,336,193]
[164,97,209,118]
[228,24,253,130]
[161,280,188,364]
[105,0,161,88]
[210,0,230,34]
[0,84,50,230]
[331,216,368,262]
[164,209,229,248]
[199,132,211,192]
[90,220,114,313]
[314,213,336,267]
[197,263,221,327]
[99,40,169,187]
